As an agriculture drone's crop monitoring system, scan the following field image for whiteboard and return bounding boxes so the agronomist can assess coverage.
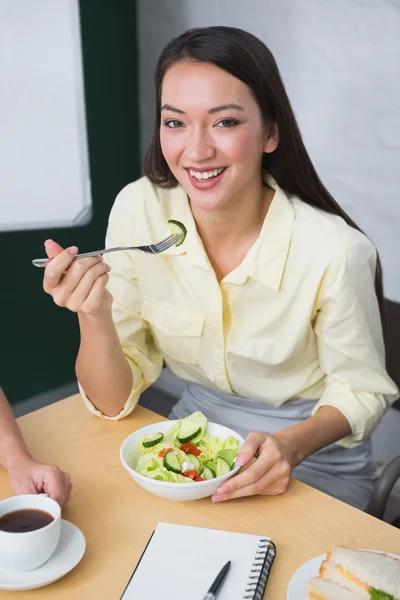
[0,0,91,232]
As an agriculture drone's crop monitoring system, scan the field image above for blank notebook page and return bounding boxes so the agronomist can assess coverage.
[121,521,276,600]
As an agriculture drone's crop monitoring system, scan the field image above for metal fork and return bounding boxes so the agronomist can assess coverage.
[32,233,184,268]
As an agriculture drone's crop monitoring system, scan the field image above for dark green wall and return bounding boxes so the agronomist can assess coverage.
[0,1,140,404]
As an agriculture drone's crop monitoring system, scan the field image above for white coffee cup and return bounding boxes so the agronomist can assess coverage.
[0,494,61,571]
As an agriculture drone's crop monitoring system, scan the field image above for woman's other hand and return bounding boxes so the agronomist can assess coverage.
[212,431,298,502]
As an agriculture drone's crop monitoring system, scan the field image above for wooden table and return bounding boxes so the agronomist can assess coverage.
[0,395,399,599]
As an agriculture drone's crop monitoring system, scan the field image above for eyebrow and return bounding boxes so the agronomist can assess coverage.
[161,103,245,115]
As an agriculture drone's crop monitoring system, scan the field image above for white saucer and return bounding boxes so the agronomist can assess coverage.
[287,549,400,599]
[0,519,86,591]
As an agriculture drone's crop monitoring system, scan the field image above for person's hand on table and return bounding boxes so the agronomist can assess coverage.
[8,457,72,507]
[43,239,112,314]
[212,432,298,502]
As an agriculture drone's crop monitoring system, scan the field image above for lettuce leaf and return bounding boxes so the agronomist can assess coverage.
[135,447,189,480]
[135,450,164,472]
[198,437,240,474]
[198,435,239,462]
[369,589,395,600]
[217,448,240,467]
[137,438,171,455]
[137,465,194,483]
[135,448,194,482]
[165,411,208,444]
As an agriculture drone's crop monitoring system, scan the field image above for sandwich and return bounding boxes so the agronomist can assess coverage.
[307,546,400,600]
[308,577,368,599]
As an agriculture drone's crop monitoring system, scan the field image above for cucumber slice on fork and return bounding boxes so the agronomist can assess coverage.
[168,219,187,246]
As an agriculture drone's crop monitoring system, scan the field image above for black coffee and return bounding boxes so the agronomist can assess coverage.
[0,509,54,533]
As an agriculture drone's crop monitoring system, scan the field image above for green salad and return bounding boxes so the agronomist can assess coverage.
[133,412,240,483]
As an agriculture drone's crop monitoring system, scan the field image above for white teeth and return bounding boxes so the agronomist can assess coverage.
[189,167,225,180]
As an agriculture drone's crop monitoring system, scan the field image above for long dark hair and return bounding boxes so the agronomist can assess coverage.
[144,26,385,326]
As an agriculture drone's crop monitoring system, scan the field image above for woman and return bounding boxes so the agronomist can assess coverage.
[0,388,72,506]
[42,26,398,509]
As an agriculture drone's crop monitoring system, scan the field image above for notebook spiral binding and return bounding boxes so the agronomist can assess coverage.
[243,538,277,600]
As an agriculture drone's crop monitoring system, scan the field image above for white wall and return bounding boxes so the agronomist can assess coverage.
[138,0,400,302]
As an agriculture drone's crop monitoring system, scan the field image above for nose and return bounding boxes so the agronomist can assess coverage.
[184,126,215,162]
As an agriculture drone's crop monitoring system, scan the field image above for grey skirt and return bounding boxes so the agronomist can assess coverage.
[170,382,378,510]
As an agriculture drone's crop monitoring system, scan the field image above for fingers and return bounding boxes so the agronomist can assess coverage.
[41,465,72,507]
[78,272,110,314]
[214,475,289,501]
[212,458,291,502]
[219,454,274,493]
[45,239,65,259]
[212,433,292,503]
[9,462,73,507]
[42,239,111,315]
[51,259,110,310]
[43,246,79,291]
[61,471,73,505]
[235,432,266,466]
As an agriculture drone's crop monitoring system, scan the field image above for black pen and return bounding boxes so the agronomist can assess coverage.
[202,560,231,600]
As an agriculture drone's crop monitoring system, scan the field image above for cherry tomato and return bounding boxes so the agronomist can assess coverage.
[180,442,201,456]
[193,476,205,482]
[158,447,173,458]
[186,470,198,479]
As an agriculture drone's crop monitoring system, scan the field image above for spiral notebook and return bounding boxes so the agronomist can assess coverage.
[121,522,276,600]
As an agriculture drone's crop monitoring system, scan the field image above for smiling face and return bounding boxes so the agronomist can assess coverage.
[159,61,277,214]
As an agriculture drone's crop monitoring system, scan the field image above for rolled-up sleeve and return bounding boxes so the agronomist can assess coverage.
[79,185,163,420]
[312,231,399,447]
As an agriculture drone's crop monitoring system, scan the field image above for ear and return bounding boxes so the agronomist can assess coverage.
[263,123,279,154]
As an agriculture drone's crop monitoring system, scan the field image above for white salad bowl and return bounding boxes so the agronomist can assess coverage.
[120,420,244,501]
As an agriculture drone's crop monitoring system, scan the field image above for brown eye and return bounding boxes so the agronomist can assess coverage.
[164,120,184,129]
[216,119,239,128]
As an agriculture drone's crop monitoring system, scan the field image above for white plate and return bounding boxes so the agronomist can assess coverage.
[287,549,400,599]
[0,519,86,591]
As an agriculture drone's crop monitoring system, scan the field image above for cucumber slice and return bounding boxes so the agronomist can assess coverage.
[177,425,202,444]
[186,453,201,471]
[163,451,181,474]
[216,457,231,478]
[202,466,216,480]
[141,432,164,448]
[168,219,187,246]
